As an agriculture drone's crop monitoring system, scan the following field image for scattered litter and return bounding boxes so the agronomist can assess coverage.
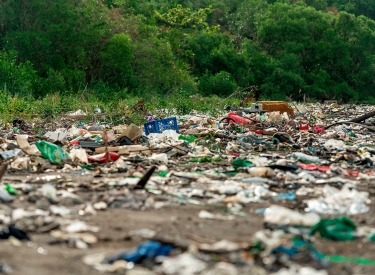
[264,205,320,226]
[1,104,375,274]
[162,253,207,275]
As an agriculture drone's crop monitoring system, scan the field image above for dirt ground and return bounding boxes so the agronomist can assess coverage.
[1,172,375,275]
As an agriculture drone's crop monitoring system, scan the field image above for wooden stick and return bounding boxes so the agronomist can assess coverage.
[325,121,375,131]
[349,110,375,123]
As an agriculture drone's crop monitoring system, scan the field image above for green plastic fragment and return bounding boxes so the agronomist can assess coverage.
[311,216,356,241]
[232,159,253,169]
[323,254,375,266]
[178,135,196,143]
[292,237,375,266]
[369,233,375,242]
[80,165,94,170]
[158,171,168,177]
[234,127,243,133]
[5,183,17,195]
[91,134,102,140]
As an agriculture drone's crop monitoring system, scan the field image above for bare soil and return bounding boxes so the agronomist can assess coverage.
[1,172,375,275]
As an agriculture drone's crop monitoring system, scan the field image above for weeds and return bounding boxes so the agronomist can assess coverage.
[0,90,244,126]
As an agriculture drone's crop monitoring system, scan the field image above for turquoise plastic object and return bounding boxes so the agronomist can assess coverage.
[35,141,70,165]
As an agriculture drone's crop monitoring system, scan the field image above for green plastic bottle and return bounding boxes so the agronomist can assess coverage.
[35,141,71,165]
[178,135,196,143]
[5,183,17,195]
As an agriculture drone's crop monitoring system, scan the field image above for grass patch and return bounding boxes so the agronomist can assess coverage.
[0,89,244,129]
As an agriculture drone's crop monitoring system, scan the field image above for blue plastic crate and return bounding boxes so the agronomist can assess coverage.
[144,117,179,135]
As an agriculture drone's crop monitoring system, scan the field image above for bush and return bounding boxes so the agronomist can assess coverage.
[0,50,39,97]
[199,71,237,96]
[100,33,134,89]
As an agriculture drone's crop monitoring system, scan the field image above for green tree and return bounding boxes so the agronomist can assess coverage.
[100,33,134,89]
[256,3,375,102]
[199,71,237,96]
[0,50,39,97]
[155,4,212,30]
[182,31,246,82]
[0,0,114,94]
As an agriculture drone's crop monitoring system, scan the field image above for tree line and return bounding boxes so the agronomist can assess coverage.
[1,0,375,103]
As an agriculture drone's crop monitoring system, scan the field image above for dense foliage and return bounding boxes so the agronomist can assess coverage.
[1,0,375,102]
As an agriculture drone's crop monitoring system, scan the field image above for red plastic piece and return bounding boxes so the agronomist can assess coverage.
[343,169,359,177]
[299,164,359,177]
[70,140,79,145]
[299,123,309,130]
[314,124,325,134]
[299,163,330,172]
[88,152,120,163]
[250,129,263,135]
[227,113,254,125]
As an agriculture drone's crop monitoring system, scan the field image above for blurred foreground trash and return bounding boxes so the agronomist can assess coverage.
[0,225,30,240]
[264,205,320,226]
[311,216,356,241]
[107,241,175,263]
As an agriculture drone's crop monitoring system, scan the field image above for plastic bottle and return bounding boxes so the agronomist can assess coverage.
[4,184,17,195]
[35,141,71,165]
[88,152,120,163]
[286,152,322,164]
[227,112,254,125]
[0,149,23,160]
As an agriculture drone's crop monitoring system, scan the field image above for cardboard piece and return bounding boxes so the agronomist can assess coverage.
[120,124,143,141]
[16,135,41,156]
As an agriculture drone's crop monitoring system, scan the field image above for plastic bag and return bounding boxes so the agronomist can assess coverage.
[311,216,356,241]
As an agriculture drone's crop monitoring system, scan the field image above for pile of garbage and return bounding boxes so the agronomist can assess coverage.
[2,102,375,274]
